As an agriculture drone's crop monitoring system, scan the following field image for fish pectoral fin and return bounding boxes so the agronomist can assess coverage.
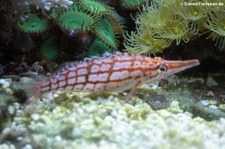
[125,86,137,102]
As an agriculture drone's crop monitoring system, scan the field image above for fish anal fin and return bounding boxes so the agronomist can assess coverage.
[125,86,137,102]
[52,61,79,76]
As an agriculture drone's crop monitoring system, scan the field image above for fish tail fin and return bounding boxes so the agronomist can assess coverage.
[14,77,42,112]
[19,77,42,98]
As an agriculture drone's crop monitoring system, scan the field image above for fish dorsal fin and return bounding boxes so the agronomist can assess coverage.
[52,52,129,76]
[52,61,80,76]
[84,52,125,62]
[103,51,128,57]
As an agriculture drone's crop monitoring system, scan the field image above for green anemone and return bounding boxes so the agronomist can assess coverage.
[94,18,118,49]
[57,5,98,31]
[87,38,115,57]
[107,11,125,37]
[41,38,60,60]
[119,0,145,9]
[77,0,112,15]
[17,13,48,33]
[205,12,225,50]
[124,30,171,54]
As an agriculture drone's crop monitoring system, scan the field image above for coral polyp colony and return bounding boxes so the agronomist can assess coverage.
[16,0,125,60]
[124,31,171,54]
[119,0,146,9]
[94,18,118,49]
[77,0,113,15]
[41,38,60,60]
[204,12,225,50]
[158,19,190,45]
[87,38,115,57]
[124,0,225,54]
[14,0,225,59]
[57,5,98,31]
[18,13,49,33]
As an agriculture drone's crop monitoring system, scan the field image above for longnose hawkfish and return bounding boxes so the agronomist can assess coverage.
[25,52,199,103]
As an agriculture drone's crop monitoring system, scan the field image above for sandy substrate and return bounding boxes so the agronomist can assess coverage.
[1,75,225,149]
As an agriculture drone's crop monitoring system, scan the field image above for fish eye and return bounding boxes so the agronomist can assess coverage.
[157,64,167,73]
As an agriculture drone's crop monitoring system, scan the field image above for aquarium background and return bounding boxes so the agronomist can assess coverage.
[1,0,225,149]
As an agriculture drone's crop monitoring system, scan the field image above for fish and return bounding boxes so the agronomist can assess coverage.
[23,52,200,103]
